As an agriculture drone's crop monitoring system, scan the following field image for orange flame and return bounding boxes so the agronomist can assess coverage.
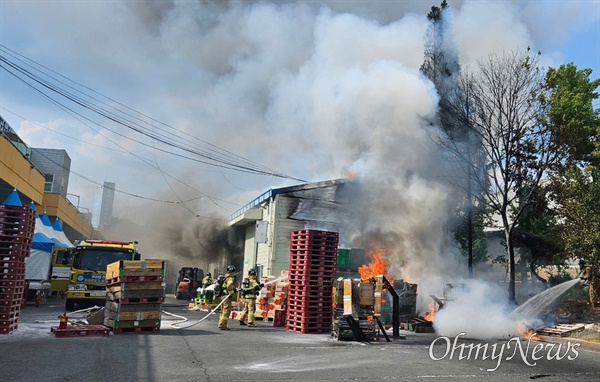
[423,304,436,322]
[517,323,541,340]
[358,244,389,280]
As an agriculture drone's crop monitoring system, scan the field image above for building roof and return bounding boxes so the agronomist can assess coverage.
[228,178,351,221]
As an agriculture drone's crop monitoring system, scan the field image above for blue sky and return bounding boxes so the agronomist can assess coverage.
[562,15,600,77]
[0,0,599,223]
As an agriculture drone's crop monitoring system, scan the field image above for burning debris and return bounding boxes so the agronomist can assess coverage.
[358,244,389,280]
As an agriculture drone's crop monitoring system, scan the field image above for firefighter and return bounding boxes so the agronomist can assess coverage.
[202,272,213,288]
[580,260,599,307]
[218,265,237,330]
[239,269,264,327]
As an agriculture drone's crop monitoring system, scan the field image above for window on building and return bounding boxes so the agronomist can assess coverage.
[44,174,54,192]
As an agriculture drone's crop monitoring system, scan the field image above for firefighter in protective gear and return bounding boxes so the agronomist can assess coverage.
[201,273,213,289]
[218,266,237,330]
[239,269,264,327]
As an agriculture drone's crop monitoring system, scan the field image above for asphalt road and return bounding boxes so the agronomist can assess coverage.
[1,296,599,382]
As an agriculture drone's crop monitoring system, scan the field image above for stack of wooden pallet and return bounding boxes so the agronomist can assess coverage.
[332,278,379,341]
[104,260,165,334]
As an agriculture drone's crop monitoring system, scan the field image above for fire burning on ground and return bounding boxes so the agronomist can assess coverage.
[423,304,436,322]
[517,322,541,340]
[358,243,389,280]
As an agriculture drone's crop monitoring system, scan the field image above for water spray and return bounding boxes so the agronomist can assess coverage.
[263,275,288,286]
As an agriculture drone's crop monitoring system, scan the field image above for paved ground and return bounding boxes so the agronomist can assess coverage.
[1,296,599,382]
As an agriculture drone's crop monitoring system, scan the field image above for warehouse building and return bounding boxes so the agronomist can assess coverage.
[228,178,364,278]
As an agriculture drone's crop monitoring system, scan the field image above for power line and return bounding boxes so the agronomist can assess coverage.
[0,106,242,210]
[0,45,307,182]
[27,143,229,222]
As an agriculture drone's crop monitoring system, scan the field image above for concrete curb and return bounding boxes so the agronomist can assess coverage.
[538,335,600,352]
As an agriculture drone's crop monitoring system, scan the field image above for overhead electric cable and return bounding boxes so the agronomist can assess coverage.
[0,106,242,209]
[0,45,306,182]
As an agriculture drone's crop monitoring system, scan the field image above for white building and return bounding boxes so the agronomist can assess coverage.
[91,181,115,230]
[228,178,355,278]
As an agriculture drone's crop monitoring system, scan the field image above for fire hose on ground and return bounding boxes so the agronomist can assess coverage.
[163,293,231,329]
[162,275,287,330]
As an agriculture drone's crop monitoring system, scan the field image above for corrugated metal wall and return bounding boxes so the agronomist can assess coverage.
[270,195,305,276]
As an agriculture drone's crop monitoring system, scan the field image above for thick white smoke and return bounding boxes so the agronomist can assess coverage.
[433,279,519,340]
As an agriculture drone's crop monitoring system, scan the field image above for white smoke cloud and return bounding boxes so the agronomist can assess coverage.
[433,279,518,340]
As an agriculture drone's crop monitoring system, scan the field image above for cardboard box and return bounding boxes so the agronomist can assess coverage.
[106,260,165,280]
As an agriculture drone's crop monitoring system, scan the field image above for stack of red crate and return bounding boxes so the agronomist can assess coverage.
[0,204,35,335]
[286,229,338,334]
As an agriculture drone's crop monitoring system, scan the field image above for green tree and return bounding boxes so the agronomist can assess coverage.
[543,64,600,305]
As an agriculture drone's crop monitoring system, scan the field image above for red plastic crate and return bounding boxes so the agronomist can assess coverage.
[289,261,336,269]
[0,254,23,262]
[0,293,24,305]
[0,243,30,257]
[287,284,329,293]
[0,280,25,288]
[0,286,25,298]
[286,322,330,334]
[287,273,333,284]
[0,302,21,315]
[290,241,338,250]
[0,322,18,335]
[290,249,337,257]
[287,297,331,309]
[0,236,33,247]
[290,254,337,264]
[287,266,336,278]
[287,312,332,323]
[0,259,26,269]
[0,285,24,292]
[0,272,26,282]
[0,267,26,277]
[0,310,19,321]
[287,308,332,319]
[0,209,35,221]
[0,220,35,236]
[287,280,334,289]
[286,287,332,295]
[0,316,18,326]
[290,229,339,238]
[0,232,34,243]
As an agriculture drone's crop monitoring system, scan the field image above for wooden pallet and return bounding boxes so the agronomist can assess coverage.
[105,310,161,321]
[104,317,160,330]
[536,324,586,337]
[51,325,110,337]
[112,326,160,334]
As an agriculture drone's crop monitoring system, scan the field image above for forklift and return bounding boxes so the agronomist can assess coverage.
[175,267,203,300]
